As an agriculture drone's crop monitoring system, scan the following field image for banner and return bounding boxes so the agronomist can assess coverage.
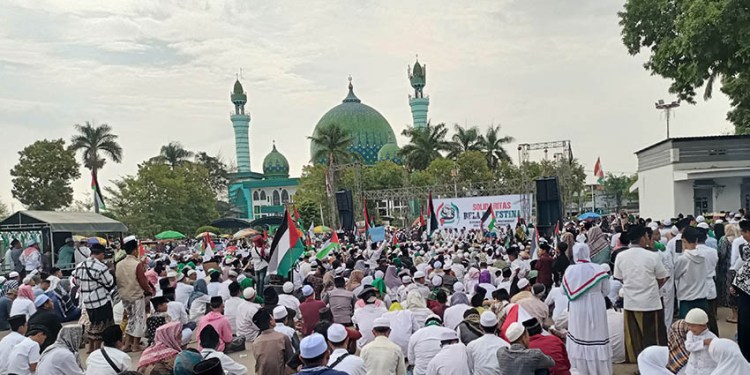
[432,194,532,230]
[368,226,386,242]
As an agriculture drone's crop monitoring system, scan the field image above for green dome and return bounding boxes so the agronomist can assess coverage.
[377,143,401,164]
[233,80,244,94]
[310,80,397,165]
[263,144,289,179]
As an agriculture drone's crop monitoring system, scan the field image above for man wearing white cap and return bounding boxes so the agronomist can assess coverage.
[73,238,91,266]
[407,315,454,375]
[236,287,261,342]
[19,240,41,273]
[297,333,348,374]
[352,286,388,348]
[361,317,407,375]
[278,281,302,319]
[467,311,509,375]
[407,271,430,300]
[496,322,555,374]
[272,305,297,343]
[327,323,366,375]
[426,329,470,375]
[219,269,238,300]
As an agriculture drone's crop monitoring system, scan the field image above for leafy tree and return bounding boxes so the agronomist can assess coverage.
[449,124,480,158]
[194,152,229,197]
[308,123,354,165]
[364,161,406,190]
[477,125,514,169]
[601,173,638,212]
[619,0,750,133]
[399,123,453,171]
[11,139,81,210]
[409,170,435,187]
[106,162,218,236]
[456,150,493,184]
[294,165,331,224]
[0,200,9,219]
[295,198,322,228]
[426,158,456,185]
[69,122,123,212]
[151,141,194,168]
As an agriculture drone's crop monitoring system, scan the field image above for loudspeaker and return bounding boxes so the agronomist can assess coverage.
[536,177,562,231]
[336,190,354,231]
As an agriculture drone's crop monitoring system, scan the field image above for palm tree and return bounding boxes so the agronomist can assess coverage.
[449,124,480,158]
[477,125,514,169]
[152,142,194,168]
[308,123,354,165]
[70,122,123,212]
[399,122,453,171]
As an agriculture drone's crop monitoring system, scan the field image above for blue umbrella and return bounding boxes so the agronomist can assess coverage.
[578,212,601,220]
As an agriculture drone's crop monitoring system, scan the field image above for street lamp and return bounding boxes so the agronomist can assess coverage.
[655,99,680,139]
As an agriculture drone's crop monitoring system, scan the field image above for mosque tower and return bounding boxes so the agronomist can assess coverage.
[230,78,251,173]
[408,56,429,129]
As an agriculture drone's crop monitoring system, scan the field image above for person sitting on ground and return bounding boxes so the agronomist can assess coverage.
[137,321,184,375]
[326,323,366,375]
[85,325,132,375]
[251,307,294,375]
[27,293,62,352]
[0,314,28,373]
[172,348,203,375]
[466,311,509,375]
[199,325,248,375]
[708,338,750,374]
[456,308,483,345]
[146,296,171,346]
[195,296,233,351]
[296,333,348,374]
[10,284,36,319]
[426,329,471,375]
[523,317,570,375]
[6,325,47,375]
[683,308,718,374]
[191,357,224,375]
[36,324,85,375]
[496,322,555,375]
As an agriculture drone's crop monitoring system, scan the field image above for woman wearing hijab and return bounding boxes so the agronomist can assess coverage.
[10,284,36,319]
[405,289,432,330]
[587,226,611,265]
[137,321,183,374]
[450,282,470,306]
[346,269,364,292]
[36,324,84,375]
[173,348,203,375]
[464,268,480,294]
[562,243,612,375]
[719,224,739,321]
[188,279,211,322]
[384,265,402,293]
[709,338,750,374]
[636,319,690,375]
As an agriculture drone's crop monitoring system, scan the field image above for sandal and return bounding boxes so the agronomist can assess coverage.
[727,318,738,324]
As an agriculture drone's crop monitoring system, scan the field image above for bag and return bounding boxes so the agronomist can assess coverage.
[100,347,122,373]
[329,353,349,369]
[224,336,246,353]
[82,260,120,305]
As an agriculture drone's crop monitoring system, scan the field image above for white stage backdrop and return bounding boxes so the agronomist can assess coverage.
[432,194,532,230]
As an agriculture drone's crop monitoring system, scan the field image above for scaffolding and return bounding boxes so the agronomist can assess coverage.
[517,140,574,215]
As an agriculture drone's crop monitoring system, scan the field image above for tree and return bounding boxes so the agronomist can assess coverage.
[0,200,9,219]
[105,162,218,236]
[294,165,331,225]
[477,125,514,169]
[69,122,123,212]
[151,142,194,168]
[456,150,493,184]
[399,122,453,171]
[11,139,81,210]
[619,0,750,133]
[426,158,456,185]
[364,161,406,190]
[601,173,638,212]
[449,124,480,158]
[194,152,229,197]
[308,123,354,165]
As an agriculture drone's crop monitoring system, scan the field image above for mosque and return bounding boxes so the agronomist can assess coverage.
[228,58,429,220]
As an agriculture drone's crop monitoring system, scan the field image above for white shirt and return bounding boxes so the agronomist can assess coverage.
[201,349,249,375]
[36,346,84,375]
[544,286,569,321]
[328,348,366,375]
[86,346,132,375]
[608,278,623,304]
[6,337,41,375]
[352,303,388,348]
[189,295,210,321]
[382,310,414,356]
[0,331,25,372]
[223,296,245,331]
[167,301,189,324]
[466,333,510,375]
[698,244,719,300]
[426,343,471,375]
[614,246,669,311]
[442,304,471,330]
[250,247,268,271]
[407,326,454,375]
[174,282,194,307]
[607,309,626,364]
[684,329,718,375]
[20,249,41,272]
[731,236,747,271]
[236,300,261,341]
[10,298,36,319]
[219,279,232,300]
[278,293,301,319]
[274,322,296,342]
[207,282,222,297]
[610,233,622,249]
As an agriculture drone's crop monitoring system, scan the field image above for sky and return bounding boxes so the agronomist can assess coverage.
[0,0,734,211]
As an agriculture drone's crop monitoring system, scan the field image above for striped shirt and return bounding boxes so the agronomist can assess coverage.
[73,258,114,310]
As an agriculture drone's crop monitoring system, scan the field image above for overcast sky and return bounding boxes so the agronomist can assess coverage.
[0,0,733,211]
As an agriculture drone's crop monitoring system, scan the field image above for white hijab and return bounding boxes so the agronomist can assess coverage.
[562,243,608,301]
[710,338,750,375]
[636,346,674,375]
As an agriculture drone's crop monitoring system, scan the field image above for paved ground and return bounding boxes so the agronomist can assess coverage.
[3,307,738,374]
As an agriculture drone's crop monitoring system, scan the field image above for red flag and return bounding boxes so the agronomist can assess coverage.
[392,233,398,246]
[138,240,145,257]
[594,157,604,184]
[363,194,371,231]
[330,230,340,246]
[419,209,426,227]
[294,207,300,221]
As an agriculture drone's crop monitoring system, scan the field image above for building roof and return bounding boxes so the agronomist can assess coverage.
[635,134,750,154]
[263,144,290,179]
[0,210,128,233]
[377,143,402,164]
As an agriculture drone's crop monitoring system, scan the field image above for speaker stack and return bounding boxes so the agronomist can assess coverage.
[335,189,354,231]
[535,177,563,237]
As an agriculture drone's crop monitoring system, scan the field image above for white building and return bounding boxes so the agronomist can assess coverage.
[633,135,750,219]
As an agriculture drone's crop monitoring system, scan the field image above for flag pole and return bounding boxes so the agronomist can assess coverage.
[591,185,595,212]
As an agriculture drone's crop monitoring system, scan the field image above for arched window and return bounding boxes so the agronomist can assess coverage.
[281,189,290,203]
[272,190,281,205]
[260,191,266,201]
[253,191,259,201]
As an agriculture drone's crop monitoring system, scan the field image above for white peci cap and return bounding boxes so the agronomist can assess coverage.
[505,322,526,342]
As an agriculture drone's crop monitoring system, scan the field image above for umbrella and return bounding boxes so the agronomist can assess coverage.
[73,235,107,245]
[154,230,186,240]
[233,228,259,239]
[313,225,332,234]
[578,212,601,220]
[195,232,217,239]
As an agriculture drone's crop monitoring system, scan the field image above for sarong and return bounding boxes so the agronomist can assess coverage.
[122,298,146,337]
[87,302,114,341]
[624,309,667,363]
[677,298,708,319]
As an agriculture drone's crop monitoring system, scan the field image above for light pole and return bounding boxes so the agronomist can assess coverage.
[655,99,680,138]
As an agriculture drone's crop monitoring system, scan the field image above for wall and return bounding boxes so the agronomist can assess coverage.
[673,180,694,216]
[714,177,743,212]
[637,164,676,219]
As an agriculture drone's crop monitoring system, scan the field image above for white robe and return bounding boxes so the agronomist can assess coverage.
[566,273,612,375]
[426,343,471,375]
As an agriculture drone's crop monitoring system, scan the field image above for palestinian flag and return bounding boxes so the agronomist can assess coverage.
[419,208,426,227]
[294,206,303,228]
[427,192,438,238]
[268,209,304,276]
[594,157,604,184]
[480,204,496,232]
[363,194,372,231]
[316,230,340,260]
[92,170,106,210]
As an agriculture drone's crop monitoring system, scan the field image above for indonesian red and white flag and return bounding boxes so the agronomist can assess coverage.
[500,303,533,341]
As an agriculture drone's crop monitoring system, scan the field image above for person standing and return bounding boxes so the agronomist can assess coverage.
[116,235,154,352]
[731,219,750,360]
[251,242,269,294]
[73,239,91,266]
[614,225,669,362]
[56,238,76,268]
[535,243,555,290]
[73,243,115,353]
[466,311,509,375]
[675,226,710,319]
[360,317,407,375]
[252,308,294,375]
[19,239,42,274]
[7,239,24,274]
[562,243,611,374]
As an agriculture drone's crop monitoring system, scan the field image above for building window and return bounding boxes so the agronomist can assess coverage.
[281,189,290,203]
[253,191,259,201]
[260,191,266,201]
[272,190,281,205]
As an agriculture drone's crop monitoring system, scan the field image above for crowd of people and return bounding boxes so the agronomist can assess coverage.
[0,210,750,374]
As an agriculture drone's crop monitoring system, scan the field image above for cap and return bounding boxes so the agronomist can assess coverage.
[34,294,50,307]
[243,287,256,300]
[192,357,223,375]
[522,318,543,336]
[150,296,169,308]
[480,311,498,327]
[696,215,705,223]
[283,282,294,294]
[453,282,464,293]
[685,308,709,325]
[8,314,26,327]
[300,333,328,359]
[302,285,314,297]
[123,235,137,244]
[697,222,710,229]
[442,262,451,270]
[517,278,530,290]
[65,237,73,242]
[425,314,443,326]
[273,305,288,320]
[414,271,425,279]
[372,317,390,329]
[9,271,19,278]
[25,239,37,247]
[434,261,442,269]
[167,271,178,278]
[505,322,526,342]
[327,323,348,343]
[664,219,672,226]
[188,270,197,277]
[431,275,442,287]
[401,276,412,284]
